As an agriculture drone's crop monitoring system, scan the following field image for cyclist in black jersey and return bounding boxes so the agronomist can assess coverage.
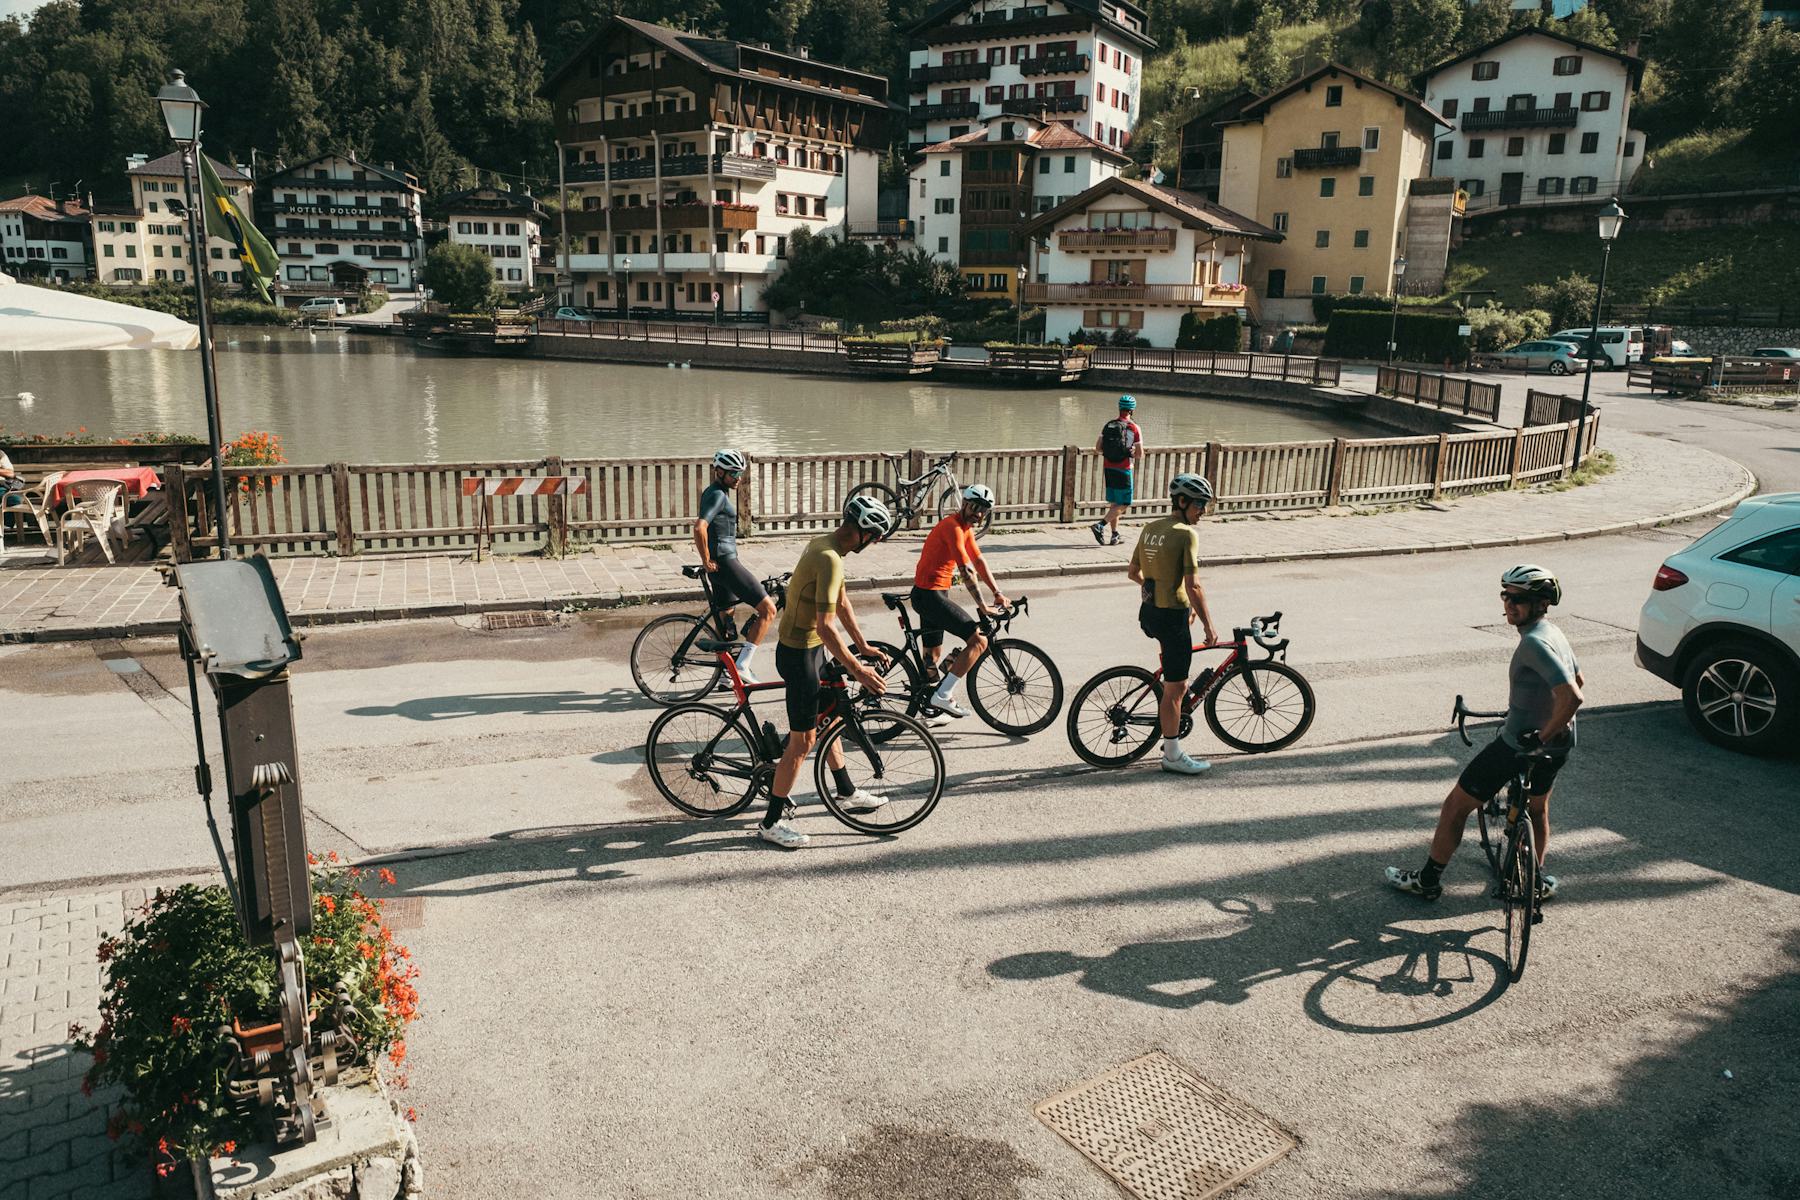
[693,449,776,682]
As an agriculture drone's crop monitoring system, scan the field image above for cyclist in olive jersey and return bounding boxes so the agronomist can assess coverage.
[762,495,895,849]
[693,449,775,681]
[1126,474,1219,775]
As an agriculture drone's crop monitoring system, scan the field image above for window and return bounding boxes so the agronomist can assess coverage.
[1276,157,1293,179]
[988,273,1006,290]
[940,160,951,177]
[317,243,338,254]
[1358,175,1375,196]
[938,236,949,253]
[1310,275,1327,295]
[1315,229,1330,248]
[1548,133,1567,155]
[1320,131,1340,149]
[986,85,1002,103]
[152,244,164,258]
[935,197,955,213]
[1038,157,1050,175]
[172,269,185,283]
[1472,97,1490,113]
[1437,140,1453,161]
[505,223,519,236]
[210,247,223,260]
[286,265,307,281]
[1266,268,1285,298]
[1441,98,1459,119]
[1348,276,1365,294]
[1468,138,1485,159]
[98,221,114,232]
[52,247,67,260]
[1571,176,1599,195]
[1472,61,1499,81]
[1461,178,1485,196]
[125,245,137,258]
[1581,91,1609,112]
[1554,91,1573,111]
[1553,55,1583,76]
[1271,211,1289,233]
[103,244,115,258]
[473,222,488,235]
[1325,85,1342,107]
[1353,229,1369,248]
[1537,177,1565,196]
[1580,131,1600,154]
[1319,177,1335,197]
[1507,137,1525,157]
[1362,127,1380,151]
[354,244,377,256]
[1721,528,1800,574]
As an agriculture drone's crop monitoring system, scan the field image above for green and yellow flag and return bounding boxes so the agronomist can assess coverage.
[200,155,279,304]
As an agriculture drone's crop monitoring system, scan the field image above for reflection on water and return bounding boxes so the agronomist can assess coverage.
[1,329,1375,463]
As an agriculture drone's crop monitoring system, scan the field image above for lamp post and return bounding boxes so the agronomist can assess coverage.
[1573,198,1625,467]
[620,255,631,319]
[1016,263,1028,344]
[1386,255,1408,366]
[157,69,232,557]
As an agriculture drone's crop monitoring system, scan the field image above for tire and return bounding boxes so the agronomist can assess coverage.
[631,613,724,705]
[1202,660,1317,753]
[845,481,903,541]
[1548,360,1570,376]
[935,486,993,538]
[1066,666,1163,768]
[1476,797,1504,877]
[645,703,763,818]
[862,639,923,740]
[813,709,945,834]
[968,638,1063,736]
[1501,817,1537,984]
[1680,639,1797,755]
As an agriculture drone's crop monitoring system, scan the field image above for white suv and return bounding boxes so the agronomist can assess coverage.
[1636,493,1800,754]
[297,297,346,317]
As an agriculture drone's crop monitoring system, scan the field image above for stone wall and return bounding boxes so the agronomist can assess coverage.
[1461,189,1800,238]
[1669,326,1800,356]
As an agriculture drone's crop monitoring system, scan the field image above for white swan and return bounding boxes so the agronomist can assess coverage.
[16,391,34,406]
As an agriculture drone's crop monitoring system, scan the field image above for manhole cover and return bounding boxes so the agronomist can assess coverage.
[380,897,425,930]
[481,610,554,631]
[1035,1051,1297,1200]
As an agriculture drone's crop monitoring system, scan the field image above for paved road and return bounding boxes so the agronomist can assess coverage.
[4,524,1795,1198]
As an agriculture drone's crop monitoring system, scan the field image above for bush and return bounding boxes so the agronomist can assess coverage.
[1312,292,1394,323]
[1463,302,1552,352]
[56,280,297,326]
[1108,326,1151,347]
[877,315,947,338]
[1523,272,1598,332]
[1176,311,1243,350]
[423,241,500,313]
[0,427,202,446]
[1323,309,1470,362]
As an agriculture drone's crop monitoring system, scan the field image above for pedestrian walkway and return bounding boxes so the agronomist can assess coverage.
[0,429,1753,643]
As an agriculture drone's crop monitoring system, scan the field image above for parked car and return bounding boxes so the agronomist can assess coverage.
[1635,492,1800,754]
[1548,326,1642,368]
[551,306,594,321]
[1669,339,1695,357]
[296,297,346,317]
[1491,339,1595,375]
[1750,347,1800,359]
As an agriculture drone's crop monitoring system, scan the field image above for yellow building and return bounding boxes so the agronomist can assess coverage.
[1217,63,1453,324]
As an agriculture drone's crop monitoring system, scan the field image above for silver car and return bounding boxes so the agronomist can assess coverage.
[1492,339,1592,375]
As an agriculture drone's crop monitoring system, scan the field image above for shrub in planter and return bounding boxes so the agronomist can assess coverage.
[1176,311,1242,351]
[71,859,419,1177]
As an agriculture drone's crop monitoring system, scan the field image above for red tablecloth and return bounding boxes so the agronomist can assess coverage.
[47,467,163,508]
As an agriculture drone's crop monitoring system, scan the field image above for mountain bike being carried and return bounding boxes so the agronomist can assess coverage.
[629,562,790,705]
[847,449,991,541]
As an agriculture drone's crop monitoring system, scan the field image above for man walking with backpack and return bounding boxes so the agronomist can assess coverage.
[1090,395,1142,545]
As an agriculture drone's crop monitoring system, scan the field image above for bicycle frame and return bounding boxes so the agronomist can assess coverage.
[660,568,790,675]
[882,451,959,519]
[879,594,1029,680]
[1147,612,1290,716]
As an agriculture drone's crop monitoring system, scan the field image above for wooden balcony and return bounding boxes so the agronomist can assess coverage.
[922,13,1089,44]
[1460,107,1579,132]
[1056,228,1178,252]
[1001,94,1087,115]
[1019,53,1089,77]
[1023,282,1248,307]
[562,112,704,142]
[910,62,992,86]
[1292,146,1362,169]
[567,204,757,233]
[564,153,775,185]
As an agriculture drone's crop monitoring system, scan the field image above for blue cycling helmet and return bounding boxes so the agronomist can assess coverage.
[1118,395,1137,411]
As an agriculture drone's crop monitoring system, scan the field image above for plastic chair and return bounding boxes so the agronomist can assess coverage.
[0,470,63,554]
[57,479,125,565]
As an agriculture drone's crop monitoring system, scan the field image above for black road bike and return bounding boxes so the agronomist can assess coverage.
[1066,612,1316,767]
[846,450,991,540]
[864,594,1064,736]
[1453,696,1555,984]
[629,565,789,704]
[644,640,946,835]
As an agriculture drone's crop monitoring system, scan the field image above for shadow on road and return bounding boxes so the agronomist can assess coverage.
[345,688,655,721]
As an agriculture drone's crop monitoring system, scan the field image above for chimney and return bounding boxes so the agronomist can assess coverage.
[125,153,149,171]
[795,45,810,58]
[384,161,395,171]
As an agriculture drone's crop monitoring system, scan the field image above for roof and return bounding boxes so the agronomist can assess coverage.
[263,153,422,191]
[127,152,250,182]
[1418,26,1644,90]
[439,187,547,220]
[915,114,1132,164]
[0,195,89,222]
[1178,91,1255,139]
[1018,176,1282,242]
[901,0,1156,51]
[543,16,888,108]
[1230,62,1450,130]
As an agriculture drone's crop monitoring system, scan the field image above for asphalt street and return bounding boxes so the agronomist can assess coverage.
[4,515,1796,1198]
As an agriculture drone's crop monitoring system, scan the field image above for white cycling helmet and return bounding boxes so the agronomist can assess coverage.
[1501,563,1561,605]
[844,493,895,537]
[1170,473,1214,504]
[712,448,747,472]
[961,483,995,508]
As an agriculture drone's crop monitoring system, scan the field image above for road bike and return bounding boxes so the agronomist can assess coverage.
[644,639,946,835]
[846,450,991,540]
[1452,695,1555,983]
[863,593,1063,736]
[1065,612,1316,767]
[629,565,789,704]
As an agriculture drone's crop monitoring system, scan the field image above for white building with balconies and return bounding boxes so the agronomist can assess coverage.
[442,187,547,293]
[257,153,425,302]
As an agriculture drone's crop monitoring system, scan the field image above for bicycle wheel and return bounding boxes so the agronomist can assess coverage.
[968,637,1063,736]
[645,703,763,818]
[1476,798,1504,877]
[1203,660,1316,753]
[935,486,993,538]
[1501,818,1538,983]
[630,613,724,705]
[845,481,903,540]
[1066,666,1163,768]
[862,639,923,740]
[813,709,945,834]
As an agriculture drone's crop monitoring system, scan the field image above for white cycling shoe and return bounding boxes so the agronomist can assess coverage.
[1160,752,1212,775]
[836,789,887,814]
[930,696,972,719]
[757,820,809,849]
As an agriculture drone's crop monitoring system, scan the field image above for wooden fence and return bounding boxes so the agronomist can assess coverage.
[1627,356,1800,395]
[168,414,1601,559]
[1376,366,1504,422]
[1089,347,1343,385]
[1524,389,1589,427]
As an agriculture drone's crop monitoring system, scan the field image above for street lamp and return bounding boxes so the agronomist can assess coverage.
[1386,255,1408,366]
[156,69,231,557]
[620,255,631,319]
[1573,198,1625,466]
[1016,263,1028,344]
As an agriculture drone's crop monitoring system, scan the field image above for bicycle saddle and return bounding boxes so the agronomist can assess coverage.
[881,592,910,609]
[696,638,744,654]
[682,565,703,579]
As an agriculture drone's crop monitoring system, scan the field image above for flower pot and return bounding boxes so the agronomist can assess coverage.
[231,1017,284,1058]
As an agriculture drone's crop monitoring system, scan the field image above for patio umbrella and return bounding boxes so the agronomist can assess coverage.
[0,271,200,351]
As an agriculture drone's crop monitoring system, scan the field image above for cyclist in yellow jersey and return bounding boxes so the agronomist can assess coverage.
[1127,473,1219,775]
[763,494,894,849]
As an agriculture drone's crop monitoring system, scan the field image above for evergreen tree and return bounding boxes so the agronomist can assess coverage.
[1654,0,1759,128]
[1590,0,1668,45]
[1378,0,1463,83]
[1457,0,1511,53]
[1241,2,1289,94]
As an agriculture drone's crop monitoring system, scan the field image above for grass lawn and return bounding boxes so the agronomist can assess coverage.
[1443,222,1800,312]
[1631,128,1800,195]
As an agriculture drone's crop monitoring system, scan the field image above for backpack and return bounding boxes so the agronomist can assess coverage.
[1101,419,1135,462]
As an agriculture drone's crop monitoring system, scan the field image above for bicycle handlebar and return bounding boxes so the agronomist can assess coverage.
[1452,693,1505,747]
[978,595,1029,634]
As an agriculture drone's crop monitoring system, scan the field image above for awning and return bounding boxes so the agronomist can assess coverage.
[0,271,200,351]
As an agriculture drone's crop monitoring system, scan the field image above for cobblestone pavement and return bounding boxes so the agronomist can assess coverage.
[0,427,1753,644]
[0,889,153,1200]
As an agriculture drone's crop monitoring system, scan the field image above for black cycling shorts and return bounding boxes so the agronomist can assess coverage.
[1459,736,1569,800]
[710,557,768,610]
[1138,603,1194,683]
[776,642,830,732]
[910,585,977,649]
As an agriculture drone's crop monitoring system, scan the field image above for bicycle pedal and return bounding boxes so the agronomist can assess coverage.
[1531,910,1545,925]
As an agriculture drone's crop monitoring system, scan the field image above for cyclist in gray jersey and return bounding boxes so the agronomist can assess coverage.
[692,449,777,682]
[1386,565,1585,902]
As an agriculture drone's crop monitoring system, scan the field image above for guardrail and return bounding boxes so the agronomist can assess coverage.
[1376,366,1503,421]
[1090,347,1343,386]
[167,416,1598,558]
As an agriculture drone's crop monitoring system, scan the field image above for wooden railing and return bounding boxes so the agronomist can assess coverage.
[1056,228,1179,252]
[1627,357,1800,394]
[1524,388,1587,427]
[1377,366,1503,421]
[1090,347,1343,386]
[167,416,1600,559]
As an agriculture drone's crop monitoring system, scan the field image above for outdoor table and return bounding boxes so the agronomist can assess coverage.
[47,466,163,509]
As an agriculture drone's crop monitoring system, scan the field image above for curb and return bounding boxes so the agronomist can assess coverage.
[1,464,1758,647]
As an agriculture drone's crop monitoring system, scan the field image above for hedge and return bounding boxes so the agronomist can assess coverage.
[1311,292,1394,323]
[1323,309,1470,363]
[1176,311,1243,351]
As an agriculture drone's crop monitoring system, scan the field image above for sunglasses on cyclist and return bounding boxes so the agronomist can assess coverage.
[1500,591,1533,604]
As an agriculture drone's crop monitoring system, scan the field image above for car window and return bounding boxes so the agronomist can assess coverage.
[1719,527,1800,574]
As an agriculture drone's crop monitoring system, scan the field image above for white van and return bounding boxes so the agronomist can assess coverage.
[297,297,346,318]
[1550,326,1643,369]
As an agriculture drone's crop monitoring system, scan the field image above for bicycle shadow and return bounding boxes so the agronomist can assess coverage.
[345,688,657,721]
